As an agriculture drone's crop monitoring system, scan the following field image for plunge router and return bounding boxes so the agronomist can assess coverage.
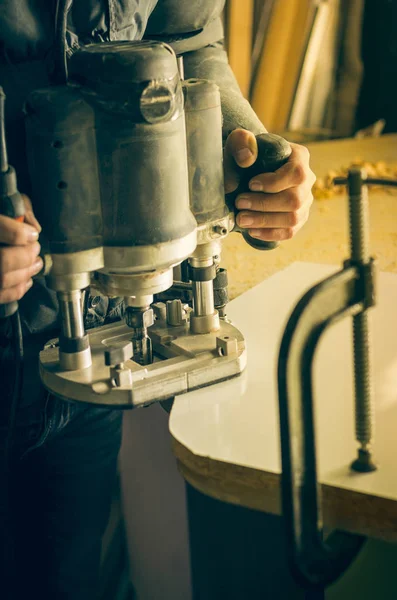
[24,40,290,409]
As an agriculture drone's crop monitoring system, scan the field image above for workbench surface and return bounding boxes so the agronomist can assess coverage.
[169,135,397,543]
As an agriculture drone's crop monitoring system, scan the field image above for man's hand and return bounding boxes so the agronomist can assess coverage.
[0,194,42,304]
[224,129,315,242]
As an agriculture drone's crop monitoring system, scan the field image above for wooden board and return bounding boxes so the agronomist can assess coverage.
[170,263,397,542]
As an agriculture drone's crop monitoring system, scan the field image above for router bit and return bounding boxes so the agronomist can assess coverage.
[125,297,154,366]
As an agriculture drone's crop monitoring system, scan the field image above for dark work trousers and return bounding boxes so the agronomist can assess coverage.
[0,294,124,598]
[0,391,123,600]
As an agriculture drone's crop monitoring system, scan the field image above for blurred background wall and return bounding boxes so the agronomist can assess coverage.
[223,0,397,142]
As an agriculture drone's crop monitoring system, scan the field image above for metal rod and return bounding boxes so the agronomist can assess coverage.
[190,256,216,318]
[177,56,184,80]
[58,290,85,339]
[192,280,214,316]
[365,178,397,187]
[352,312,374,449]
[348,170,370,263]
[334,176,397,187]
[347,169,376,472]
[57,289,92,371]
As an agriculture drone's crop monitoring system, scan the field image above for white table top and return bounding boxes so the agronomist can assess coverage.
[170,262,397,503]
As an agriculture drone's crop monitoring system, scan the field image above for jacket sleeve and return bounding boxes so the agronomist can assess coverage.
[145,0,266,142]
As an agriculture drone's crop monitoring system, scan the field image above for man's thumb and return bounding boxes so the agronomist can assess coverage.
[223,129,258,193]
[226,129,258,167]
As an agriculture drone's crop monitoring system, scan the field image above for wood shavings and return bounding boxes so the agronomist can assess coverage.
[313,159,397,200]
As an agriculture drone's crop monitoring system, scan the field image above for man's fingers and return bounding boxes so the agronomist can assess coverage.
[22,194,42,233]
[249,160,310,193]
[248,144,315,194]
[237,206,308,229]
[0,257,43,290]
[0,242,41,274]
[0,215,40,245]
[236,186,313,213]
[245,228,297,242]
[0,279,33,304]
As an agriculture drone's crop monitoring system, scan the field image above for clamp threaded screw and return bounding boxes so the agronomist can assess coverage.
[347,168,376,473]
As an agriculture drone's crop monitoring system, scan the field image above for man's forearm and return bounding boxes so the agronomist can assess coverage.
[182,42,266,143]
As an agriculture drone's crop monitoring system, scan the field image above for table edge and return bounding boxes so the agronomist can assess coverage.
[172,437,397,543]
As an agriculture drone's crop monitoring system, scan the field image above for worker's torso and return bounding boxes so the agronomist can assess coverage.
[0,1,225,62]
[0,1,157,62]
